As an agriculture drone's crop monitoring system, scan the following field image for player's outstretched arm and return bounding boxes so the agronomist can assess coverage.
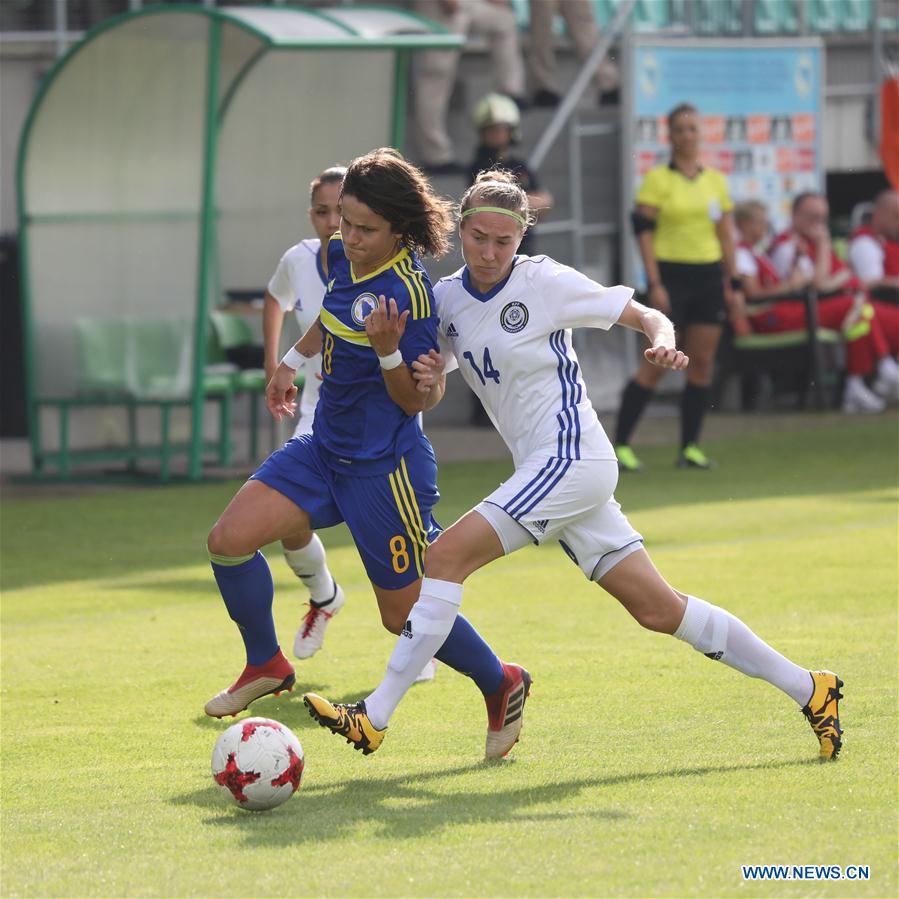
[617,298,689,371]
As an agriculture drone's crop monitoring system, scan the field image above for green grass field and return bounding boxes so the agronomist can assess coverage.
[2,418,897,897]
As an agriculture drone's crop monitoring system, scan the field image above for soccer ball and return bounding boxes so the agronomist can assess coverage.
[211,717,304,811]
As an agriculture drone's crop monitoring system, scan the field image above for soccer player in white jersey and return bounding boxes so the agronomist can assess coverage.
[304,170,843,762]
[261,166,347,661]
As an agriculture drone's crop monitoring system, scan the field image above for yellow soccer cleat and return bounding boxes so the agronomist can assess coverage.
[802,670,843,761]
[303,693,386,755]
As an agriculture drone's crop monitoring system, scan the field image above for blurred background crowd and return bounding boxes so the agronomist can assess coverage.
[0,0,896,479]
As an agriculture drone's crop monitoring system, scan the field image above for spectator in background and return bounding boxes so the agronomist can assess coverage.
[613,102,741,472]
[528,0,619,107]
[467,93,553,256]
[735,200,898,412]
[412,0,527,174]
[770,192,899,389]
[848,188,899,301]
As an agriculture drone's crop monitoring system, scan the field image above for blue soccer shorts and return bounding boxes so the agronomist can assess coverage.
[251,434,441,590]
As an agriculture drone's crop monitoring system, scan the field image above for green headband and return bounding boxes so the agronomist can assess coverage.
[461,206,526,228]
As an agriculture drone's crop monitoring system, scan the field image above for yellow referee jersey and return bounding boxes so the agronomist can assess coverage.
[636,164,733,264]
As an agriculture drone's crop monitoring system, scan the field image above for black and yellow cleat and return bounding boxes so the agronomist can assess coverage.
[303,693,386,755]
[802,670,843,761]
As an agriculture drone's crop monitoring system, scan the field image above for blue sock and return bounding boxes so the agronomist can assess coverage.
[435,614,504,695]
[211,552,279,666]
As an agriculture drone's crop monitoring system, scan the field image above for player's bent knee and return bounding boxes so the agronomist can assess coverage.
[423,540,466,582]
[633,605,678,634]
[379,607,407,636]
[207,520,256,559]
[628,589,687,634]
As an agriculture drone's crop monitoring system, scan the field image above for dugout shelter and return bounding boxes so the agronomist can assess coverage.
[17,3,460,480]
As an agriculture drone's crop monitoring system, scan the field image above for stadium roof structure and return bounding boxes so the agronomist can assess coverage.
[17,4,460,480]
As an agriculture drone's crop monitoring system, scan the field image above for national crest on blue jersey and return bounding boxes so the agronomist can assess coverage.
[351,292,379,327]
[500,301,529,333]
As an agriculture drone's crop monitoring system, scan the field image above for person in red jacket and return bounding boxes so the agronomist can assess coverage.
[769,192,899,402]
[848,189,899,299]
[736,200,899,411]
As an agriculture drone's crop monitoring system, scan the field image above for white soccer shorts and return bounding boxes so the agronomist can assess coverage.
[476,456,643,581]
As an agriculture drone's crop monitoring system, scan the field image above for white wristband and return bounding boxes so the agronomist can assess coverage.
[378,349,404,371]
[280,347,305,371]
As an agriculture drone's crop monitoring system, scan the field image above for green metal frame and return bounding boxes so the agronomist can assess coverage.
[16,3,462,480]
[189,15,223,480]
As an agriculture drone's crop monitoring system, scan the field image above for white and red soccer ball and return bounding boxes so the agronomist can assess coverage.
[211,717,304,811]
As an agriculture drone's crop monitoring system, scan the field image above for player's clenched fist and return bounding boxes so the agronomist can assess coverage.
[644,344,689,370]
[412,349,445,393]
[365,295,409,357]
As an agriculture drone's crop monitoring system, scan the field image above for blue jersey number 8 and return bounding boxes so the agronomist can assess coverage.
[463,348,500,386]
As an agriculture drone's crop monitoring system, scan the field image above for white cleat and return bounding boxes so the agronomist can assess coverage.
[414,658,439,683]
[293,583,345,660]
[872,361,899,402]
[842,378,885,414]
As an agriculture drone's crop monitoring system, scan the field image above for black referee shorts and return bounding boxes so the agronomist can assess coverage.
[657,260,726,329]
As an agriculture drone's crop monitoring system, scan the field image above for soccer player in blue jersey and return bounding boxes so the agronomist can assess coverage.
[305,170,843,763]
[205,150,526,756]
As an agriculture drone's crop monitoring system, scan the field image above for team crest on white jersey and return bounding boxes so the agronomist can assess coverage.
[351,292,379,326]
[500,301,529,333]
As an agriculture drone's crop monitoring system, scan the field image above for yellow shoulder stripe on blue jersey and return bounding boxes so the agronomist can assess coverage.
[388,457,429,577]
[399,256,431,319]
[396,257,431,320]
[320,306,371,347]
[393,258,420,320]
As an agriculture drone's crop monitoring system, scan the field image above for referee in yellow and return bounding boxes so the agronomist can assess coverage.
[614,102,742,471]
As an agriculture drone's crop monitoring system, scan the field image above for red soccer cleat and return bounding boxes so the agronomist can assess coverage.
[204,649,295,718]
[484,661,532,759]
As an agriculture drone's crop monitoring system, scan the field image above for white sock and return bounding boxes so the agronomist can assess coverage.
[283,534,335,604]
[674,595,813,705]
[364,578,463,729]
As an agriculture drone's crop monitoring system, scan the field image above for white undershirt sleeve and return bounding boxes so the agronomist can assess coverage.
[267,252,298,313]
[735,246,759,278]
[769,240,797,280]
[848,235,885,282]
